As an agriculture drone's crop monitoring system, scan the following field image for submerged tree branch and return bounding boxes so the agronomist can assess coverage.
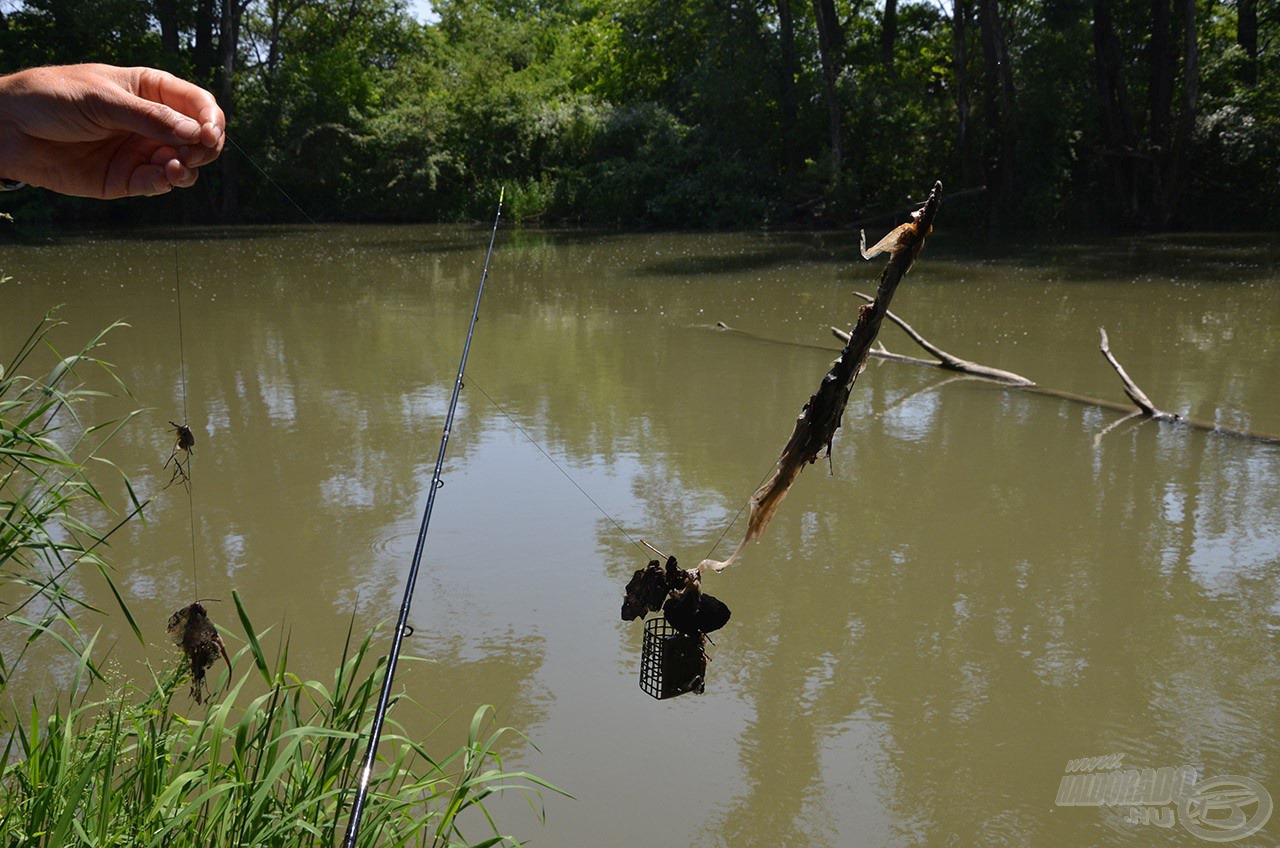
[1098,326,1175,420]
[828,302,1279,445]
[840,293,1036,386]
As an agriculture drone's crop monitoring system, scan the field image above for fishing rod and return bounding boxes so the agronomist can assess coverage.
[343,188,505,848]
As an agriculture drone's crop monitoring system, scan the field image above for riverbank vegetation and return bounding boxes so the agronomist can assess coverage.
[0,0,1276,231]
[0,310,557,845]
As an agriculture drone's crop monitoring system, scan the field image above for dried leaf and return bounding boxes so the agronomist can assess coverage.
[621,559,669,620]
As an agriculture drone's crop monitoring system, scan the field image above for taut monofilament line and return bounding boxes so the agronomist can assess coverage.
[169,241,198,594]
[342,188,505,848]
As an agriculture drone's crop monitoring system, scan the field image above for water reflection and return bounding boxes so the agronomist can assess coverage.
[1,228,1277,846]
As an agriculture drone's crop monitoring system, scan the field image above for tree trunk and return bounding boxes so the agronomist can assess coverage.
[194,0,216,85]
[810,0,844,183]
[880,0,898,68]
[1092,0,1141,224]
[951,0,979,188]
[218,0,245,221]
[155,0,180,58]
[1149,0,1173,153]
[1180,0,1198,137]
[1145,0,1173,225]
[1161,0,1197,222]
[977,0,1015,227]
[1237,0,1257,85]
[775,0,800,174]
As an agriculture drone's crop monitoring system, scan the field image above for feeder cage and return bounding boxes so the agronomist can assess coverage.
[639,617,707,700]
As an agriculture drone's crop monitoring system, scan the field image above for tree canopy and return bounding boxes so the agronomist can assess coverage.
[1,0,1276,230]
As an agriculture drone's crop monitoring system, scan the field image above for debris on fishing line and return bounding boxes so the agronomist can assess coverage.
[167,600,231,705]
[622,547,731,699]
[621,557,668,622]
[700,180,943,574]
[163,420,195,491]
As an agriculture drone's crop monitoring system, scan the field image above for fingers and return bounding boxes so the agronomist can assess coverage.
[178,124,223,168]
[0,64,223,199]
[123,148,197,197]
[187,118,224,164]
[138,67,223,126]
[125,162,197,197]
[89,84,201,147]
[165,156,199,189]
[107,67,224,190]
[90,66,224,163]
[125,164,173,197]
[132,67,225,154]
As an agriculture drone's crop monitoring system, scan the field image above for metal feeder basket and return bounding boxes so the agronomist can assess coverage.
[639,617,706,700]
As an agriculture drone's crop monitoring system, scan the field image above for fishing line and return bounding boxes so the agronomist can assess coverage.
[172,238,199,597]
[225,135,317,225]
[463,377,647,554]
[465,355,755,568]
[702,464,773,563]
[168,133,317,594]
[342,189,505,848]
[389,295,650,561]
[415,322,756,566]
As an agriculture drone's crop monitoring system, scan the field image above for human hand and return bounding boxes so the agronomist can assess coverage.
[0,63,225,199]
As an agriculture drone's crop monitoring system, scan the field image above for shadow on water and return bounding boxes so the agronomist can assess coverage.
[631,243,826,278]
[925,231,1280,285]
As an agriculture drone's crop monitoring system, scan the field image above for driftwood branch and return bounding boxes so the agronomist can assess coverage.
[823,302,1278,445]
[838,293,1036,386]
[1098,327,1176,420]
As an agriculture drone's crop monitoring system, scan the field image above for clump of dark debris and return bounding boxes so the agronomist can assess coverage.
[167,601,231,704]
[621,555,730,637]
[164,421,196,491]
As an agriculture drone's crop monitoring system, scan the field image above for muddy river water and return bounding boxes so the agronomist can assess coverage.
[2,225,1277,846]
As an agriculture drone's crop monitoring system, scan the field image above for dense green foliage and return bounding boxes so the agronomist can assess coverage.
[0,0,1277,230]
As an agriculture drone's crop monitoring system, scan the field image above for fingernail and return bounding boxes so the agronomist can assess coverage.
[175,117,201,139]
[153,167,173,195]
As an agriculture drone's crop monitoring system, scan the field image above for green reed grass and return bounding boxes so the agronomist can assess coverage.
[2,308,564,846]
[1,306,146,685]
[3,592,561,847]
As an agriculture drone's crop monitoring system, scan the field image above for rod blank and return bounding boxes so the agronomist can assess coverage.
[343,188,505,847]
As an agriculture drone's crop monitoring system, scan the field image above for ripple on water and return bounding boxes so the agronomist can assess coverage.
[370,523,420,559]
